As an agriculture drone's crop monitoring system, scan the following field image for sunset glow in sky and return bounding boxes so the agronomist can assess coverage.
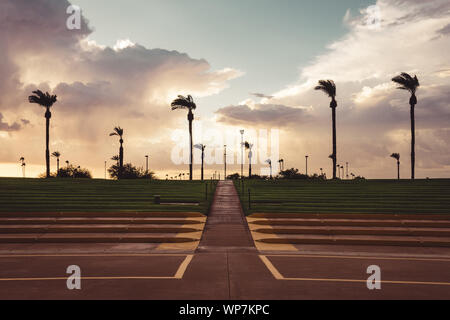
[1,0,449,179]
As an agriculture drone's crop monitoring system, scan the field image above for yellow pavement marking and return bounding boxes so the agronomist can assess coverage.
[156,216,206,251]
[0,254,194,281]
[174,254,194,279]
[263,254,450,262]
[247,217,298,251]
[259,255,450,286]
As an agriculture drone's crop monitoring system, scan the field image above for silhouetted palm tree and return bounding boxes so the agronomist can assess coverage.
[111,155,119,165]
[19,157,26,178]
[266,159,272,179]
[390,153,401,180]
[171,95,197,180]
[28,90,57,178]
[244,141,253,177]
[109,127,124,179]
[51,151,61,176]
[392,73,420,180]
[194,144,206,181]
[315,80,337,179]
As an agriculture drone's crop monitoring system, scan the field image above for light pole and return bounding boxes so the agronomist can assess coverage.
[224,145,227,180]
[240,130,244,179]
[346,162,349,179]
[305,155,309,176]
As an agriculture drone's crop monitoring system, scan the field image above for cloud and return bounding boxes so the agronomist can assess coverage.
[216,103,309,127]
[232,0,450,178]
[0,0,242,177]
[0,113,22,132]
[250,93,274,99]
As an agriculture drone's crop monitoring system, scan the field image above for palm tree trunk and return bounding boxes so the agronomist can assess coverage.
[410,103,415,180]
[249,155,252,178]
[119,142,123,179]
[188,110,194,180]
[201,151,204,181]
[57,158,60,177]
[331,105,337,179]
[45,108,51,178]
[397,161,400,180]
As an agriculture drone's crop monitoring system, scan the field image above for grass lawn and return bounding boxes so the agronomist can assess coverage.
[0,178,217,214]
[234,179,450,215]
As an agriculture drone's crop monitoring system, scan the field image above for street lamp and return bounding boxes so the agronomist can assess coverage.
[305,155,309,176]
[224,145,227,180]
[240,130,244,179]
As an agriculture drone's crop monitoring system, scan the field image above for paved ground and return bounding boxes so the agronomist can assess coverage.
[0,181,449,299]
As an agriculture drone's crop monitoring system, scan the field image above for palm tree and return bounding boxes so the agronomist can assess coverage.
[392,73,420,180]
[390,153,401,180]
[51,151,61,176]
[315,80,337,179]
[28,90,58,178]
[194,144,206,181]
[111,155,119,165]
[244,141,253,177]
[171,95,197,180]
[65,160,69,168]
[19,157,26,178]
[266,159,272,179]
[109,127,124,179]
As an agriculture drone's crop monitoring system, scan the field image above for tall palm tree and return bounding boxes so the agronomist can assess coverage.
[111,155,119,165]
[194,144,206,181]
[109,127,124,179]
[244,141,253,177]
[390,153,401,180]
[315,80,337,179]
[19,157,26,178]
[28,90,58,178]
[171,95,197,180]
[392,73,420,180]
[266,159,272,179]
[51,151,61,176]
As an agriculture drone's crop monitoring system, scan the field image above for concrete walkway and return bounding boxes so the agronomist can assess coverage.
[197,180,255,252]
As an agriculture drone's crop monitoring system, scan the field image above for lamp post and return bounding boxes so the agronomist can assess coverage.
[240,130,244,179]
[305,155,309,176]
[224,145,227,180]
[346,162,349,180]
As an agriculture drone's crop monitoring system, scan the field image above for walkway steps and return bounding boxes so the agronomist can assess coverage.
[0,212,205,244]
[248,213,450,248]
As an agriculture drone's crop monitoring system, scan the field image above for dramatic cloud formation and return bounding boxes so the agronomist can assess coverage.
[0,0,241,177]
[217,0,450,178]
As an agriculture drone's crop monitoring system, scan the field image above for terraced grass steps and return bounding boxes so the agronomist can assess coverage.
[0,211,206,244]
[257,235,450,248]
[0,218,202,225]
[0,225,202,234]
[0,233,198,243]
[0,212,204,218]
[248,213,450,248]
[254,226,450,237]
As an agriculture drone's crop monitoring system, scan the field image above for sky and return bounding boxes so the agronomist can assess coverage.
[0,0,449,179]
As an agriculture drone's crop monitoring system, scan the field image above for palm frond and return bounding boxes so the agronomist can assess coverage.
[51,151,61,158]
[110,126,123,137]
[390,153,400,161]
[392,73,420,94]
[314,80,336,98]
[171,95,197,111]
[28,90,57,107]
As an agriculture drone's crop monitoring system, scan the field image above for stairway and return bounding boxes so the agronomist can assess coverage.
[0,212,205,244]
[247,213,450,248]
